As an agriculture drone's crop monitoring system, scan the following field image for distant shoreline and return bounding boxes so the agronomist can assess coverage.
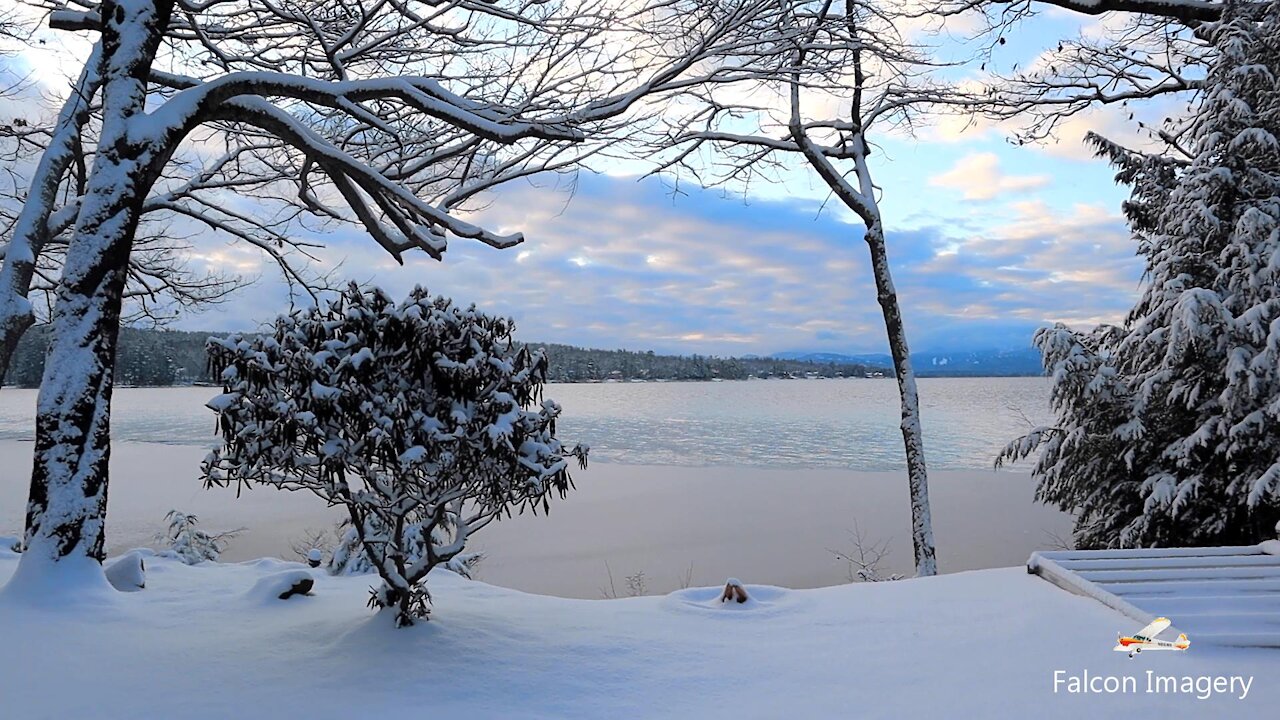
[6,325,1046,387]
[3,373,1047,392]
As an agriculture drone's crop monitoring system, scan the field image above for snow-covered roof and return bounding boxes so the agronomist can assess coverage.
[1029,542,1280,648]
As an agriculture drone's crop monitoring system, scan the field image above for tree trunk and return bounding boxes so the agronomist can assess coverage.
[14,0,173,579]
[0,43,104,384]
[865,220,937,577]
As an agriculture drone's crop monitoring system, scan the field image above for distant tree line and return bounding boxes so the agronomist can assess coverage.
[3,328,886,388]
[538,344,881,382]
[8,326,215,388]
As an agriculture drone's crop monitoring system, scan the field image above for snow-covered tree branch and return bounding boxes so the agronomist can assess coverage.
[930,0,1265,147]
[935,0,1247,26]
[6,0,783,587]
[980,12,1210,145]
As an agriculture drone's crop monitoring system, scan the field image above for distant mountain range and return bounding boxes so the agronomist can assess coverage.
[773,348,1045,377]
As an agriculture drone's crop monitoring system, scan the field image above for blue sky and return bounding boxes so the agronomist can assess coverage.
[2,6,1161,356]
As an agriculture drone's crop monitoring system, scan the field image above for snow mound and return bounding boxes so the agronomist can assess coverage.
[0,553,117,608]
[1260,539,1280,556]
[104,552,146,592]
[0,558,1276,717]
[127,548,185,572]
[237,557,311,572]
[663,583,800,617]
[245,570,315,603]
[0,535,20,557]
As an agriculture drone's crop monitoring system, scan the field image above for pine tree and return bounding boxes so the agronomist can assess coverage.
[1000,4,1280,548]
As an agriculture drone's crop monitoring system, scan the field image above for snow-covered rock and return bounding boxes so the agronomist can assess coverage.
[0,535,20,556]
[104,551,146,592]
[1260,539,1280,556]
[246,570,314,603]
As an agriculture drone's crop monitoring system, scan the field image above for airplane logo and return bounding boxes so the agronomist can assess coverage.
[1114,617,1190,658]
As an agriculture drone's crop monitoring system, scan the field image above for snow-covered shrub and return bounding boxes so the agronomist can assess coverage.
[999,5,1280,548]
[600,565,648,598]
[287,525,344,565]
[202,284,586,626]
[328,523,374,577]
[158,511,242,565]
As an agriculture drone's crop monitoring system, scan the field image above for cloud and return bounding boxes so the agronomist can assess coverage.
[173,171,1141,356]
[902,198,1141,334]
[929,153,1051,201]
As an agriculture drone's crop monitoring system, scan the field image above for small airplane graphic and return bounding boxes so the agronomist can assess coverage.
[1114,617,1190,658]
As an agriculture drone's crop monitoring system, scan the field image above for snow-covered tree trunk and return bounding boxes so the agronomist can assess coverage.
[18,0,174,573]
[864,220,937,577]
[0,43,103,384]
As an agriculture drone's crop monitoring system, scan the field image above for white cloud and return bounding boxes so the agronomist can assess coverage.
[929,153,1051,201]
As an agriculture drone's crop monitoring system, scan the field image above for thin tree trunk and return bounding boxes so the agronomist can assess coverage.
[15,0,174,578]
[785,17,938,576]
[865,220,937,577]
[0,43,103,384]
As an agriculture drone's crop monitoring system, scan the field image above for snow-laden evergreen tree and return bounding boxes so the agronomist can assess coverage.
[1000,3,1280,548]
[202,285,586,626]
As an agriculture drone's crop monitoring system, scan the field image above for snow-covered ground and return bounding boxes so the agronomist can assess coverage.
[1,548,1274,718]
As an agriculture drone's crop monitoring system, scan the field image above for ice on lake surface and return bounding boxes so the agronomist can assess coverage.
[0,377,1052,470]
[0,377,1068,596]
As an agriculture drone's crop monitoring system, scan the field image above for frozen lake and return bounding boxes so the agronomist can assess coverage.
[0,377,1053,470]
[0,378,1070,597]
